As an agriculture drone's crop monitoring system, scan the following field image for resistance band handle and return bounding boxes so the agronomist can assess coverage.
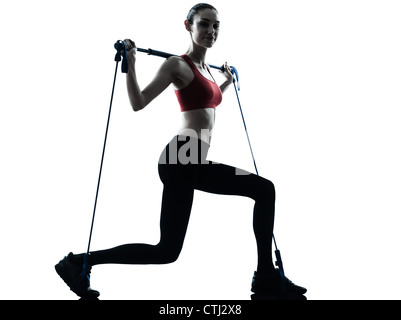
[231,66,240,90]
[114,41,129,73]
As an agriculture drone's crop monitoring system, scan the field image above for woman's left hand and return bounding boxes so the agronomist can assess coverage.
[221,62,233,83]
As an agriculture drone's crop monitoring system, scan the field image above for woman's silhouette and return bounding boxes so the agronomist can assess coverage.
[55,3,306,299]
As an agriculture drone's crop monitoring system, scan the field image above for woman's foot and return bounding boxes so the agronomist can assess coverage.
[251,269,307,296]
[55,252,100,299]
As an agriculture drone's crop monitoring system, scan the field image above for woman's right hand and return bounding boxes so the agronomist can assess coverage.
[124,39,137,64]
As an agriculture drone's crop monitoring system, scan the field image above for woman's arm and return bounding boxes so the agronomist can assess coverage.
[219,79,232,94]
[124,39,178,112]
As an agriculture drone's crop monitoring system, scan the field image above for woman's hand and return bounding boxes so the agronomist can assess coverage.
[219,62,234,93]
[123,39,137,65]
[221,62,233,83]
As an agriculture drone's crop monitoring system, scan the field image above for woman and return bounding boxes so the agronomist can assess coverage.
[55,3,306,299]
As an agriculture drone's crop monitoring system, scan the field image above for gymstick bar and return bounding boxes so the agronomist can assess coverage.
[114,40,239,88]
[137,47,223,71]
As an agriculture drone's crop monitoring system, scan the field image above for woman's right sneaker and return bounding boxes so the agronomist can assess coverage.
[251,269,307,296]
[55,252,100,299]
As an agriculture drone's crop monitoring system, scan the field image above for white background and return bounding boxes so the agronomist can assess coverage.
[1,0,400,300]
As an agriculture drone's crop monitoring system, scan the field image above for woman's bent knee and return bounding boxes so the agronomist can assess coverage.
[254,177,275,201]
[154,243,182,264]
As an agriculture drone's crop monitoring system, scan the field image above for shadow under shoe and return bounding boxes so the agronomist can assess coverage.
[55,252,100,299]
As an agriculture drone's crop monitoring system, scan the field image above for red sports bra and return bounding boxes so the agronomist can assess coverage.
[175,55,223,112]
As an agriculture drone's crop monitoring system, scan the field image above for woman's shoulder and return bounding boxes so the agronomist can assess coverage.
[162,55,192,79]
[152,55,181,78]
[158,55,183,72]
[164,55,186,68]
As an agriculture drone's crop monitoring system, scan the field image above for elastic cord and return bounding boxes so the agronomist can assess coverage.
[232,79,286,281]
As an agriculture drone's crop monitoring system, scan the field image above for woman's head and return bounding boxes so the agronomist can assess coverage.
[186,3,218,24]
[185,3,220,48]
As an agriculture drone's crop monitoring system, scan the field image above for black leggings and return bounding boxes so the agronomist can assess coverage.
[88,136,276,273]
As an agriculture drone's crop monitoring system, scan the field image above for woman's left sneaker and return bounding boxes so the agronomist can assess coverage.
[55,252,100,299]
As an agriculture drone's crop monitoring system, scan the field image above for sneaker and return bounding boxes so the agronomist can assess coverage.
[251,269,307,295]
[55,252,100,299]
